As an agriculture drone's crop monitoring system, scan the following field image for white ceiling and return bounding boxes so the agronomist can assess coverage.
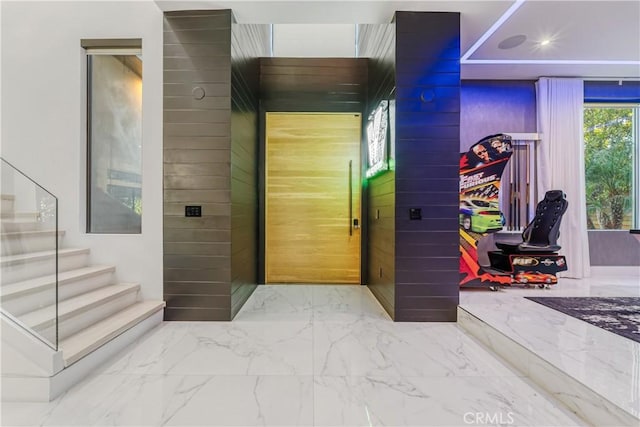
[156,0,640,80]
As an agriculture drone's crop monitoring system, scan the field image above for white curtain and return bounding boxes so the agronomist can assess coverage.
[536,77,591,278]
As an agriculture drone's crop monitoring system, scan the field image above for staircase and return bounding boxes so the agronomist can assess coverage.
[1,188,165,402]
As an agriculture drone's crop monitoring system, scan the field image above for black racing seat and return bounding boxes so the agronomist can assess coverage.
[495,190,568,254]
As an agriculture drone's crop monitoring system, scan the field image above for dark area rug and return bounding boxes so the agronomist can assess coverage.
[525,297,640,343]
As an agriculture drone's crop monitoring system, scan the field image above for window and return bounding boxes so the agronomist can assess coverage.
[85,43,142,233]
[584,105,639,230]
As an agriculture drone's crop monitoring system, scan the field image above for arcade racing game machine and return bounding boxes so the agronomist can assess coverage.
[459,134,568,291]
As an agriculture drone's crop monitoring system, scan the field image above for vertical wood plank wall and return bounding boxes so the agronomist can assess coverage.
[163,10,268,320]
[258,58,368,283]
[230,22,270,317]
[357,23,397,319]
[394,12,461,321]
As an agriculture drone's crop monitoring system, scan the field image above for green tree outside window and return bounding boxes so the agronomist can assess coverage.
[584,107,633,229]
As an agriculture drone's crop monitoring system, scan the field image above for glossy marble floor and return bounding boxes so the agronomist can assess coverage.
[1,285,585,427]
[459,273,640,424]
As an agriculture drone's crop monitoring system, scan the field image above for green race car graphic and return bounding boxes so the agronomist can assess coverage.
[459,199,505,233]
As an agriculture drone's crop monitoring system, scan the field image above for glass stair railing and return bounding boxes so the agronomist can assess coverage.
[1,157,59,350]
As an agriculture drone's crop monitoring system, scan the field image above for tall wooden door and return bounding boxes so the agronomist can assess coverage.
[266,113,361,284]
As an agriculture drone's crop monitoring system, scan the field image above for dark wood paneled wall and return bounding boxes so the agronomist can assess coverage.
[230,22,270,318]
[164,10,233,321]
[357,24,396,319]
[258,57,368,283]
[163,11,459,321]
[260,58,368,112]
[394,12,461,321]
[164,10,267,320]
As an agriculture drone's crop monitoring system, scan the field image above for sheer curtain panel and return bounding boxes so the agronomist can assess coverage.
[536,77,591,278]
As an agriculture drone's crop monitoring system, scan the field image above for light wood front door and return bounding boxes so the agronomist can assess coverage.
[266,113,361,284]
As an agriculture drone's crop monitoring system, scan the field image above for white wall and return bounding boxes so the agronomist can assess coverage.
[273,24,356,57]
[1,1,164,299]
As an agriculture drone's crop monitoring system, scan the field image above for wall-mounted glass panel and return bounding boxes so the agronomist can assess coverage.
[87,51,142,233]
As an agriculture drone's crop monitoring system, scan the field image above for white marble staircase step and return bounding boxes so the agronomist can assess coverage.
[0,265,116,315]
[0,248,90,284]
[1,229,65,256]
[0,212,40,221]
[1,194,15,212]
[20,283,140,341]
[0,219,43,232]
[60,300,165,366]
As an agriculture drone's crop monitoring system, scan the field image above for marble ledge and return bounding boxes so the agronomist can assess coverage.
[458,306,640,426]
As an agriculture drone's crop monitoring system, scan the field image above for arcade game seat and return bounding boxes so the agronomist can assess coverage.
[488,190,569,287]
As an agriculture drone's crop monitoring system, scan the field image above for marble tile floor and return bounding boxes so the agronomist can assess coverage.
[459,273,640,423]
[1,285,584,427]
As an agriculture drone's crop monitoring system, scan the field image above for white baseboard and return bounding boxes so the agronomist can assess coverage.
[1,376,52,402]
[49,309,163,401]
[1,315,64,377]
[1,309,163,402]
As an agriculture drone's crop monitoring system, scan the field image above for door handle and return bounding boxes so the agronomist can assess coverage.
[349,160,353,236]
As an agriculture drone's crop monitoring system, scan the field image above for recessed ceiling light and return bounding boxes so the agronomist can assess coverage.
[540,39,551,46]
[498,34,527,50]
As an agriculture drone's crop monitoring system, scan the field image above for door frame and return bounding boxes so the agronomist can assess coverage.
[258,108,368,285]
